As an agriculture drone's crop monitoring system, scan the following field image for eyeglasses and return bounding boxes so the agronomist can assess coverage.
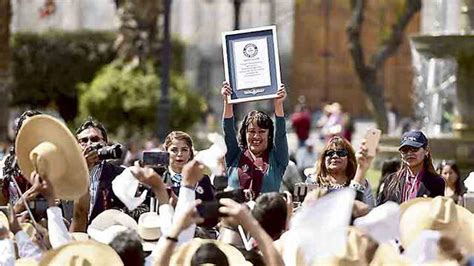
[325,149,348,158]
[400,146,421,154]
[78,136,102,144]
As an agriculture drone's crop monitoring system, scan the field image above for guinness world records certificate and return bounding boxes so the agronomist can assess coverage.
[222,26,282,104]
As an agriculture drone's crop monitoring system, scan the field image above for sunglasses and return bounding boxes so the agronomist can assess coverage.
[325,149,348,158]
[78,136,103,144]
[400,146,421,154]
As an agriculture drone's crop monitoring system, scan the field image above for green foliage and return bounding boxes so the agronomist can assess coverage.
[78,61,206,137]
[11,31,116,121]
[10,31,185,124]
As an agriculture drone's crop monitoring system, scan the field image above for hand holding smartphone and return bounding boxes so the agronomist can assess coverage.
[142,151,170,167]
[197,189,245,219]
[364,128,381,157]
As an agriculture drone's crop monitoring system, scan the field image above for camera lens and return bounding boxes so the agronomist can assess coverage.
[97,144,123,160]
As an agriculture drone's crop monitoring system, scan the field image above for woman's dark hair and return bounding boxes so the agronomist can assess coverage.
[109,230,145,266]
[313,136,357,186]
[191,242,229,266]
[376,157,402,197]
[2,110,41,201]
[238,110,274,151]
[381,157,402,178]
[251,192,287,240]
[381,137,439,201]
[163,131,194,160]
[437,160,464,196]
[75,117,109,143]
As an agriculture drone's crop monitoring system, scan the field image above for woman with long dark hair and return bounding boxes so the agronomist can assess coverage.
[377,131,445,205]
[437,160,465,204]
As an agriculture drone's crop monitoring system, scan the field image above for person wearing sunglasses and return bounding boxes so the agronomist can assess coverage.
[305,136,375,206]
[377,130,445,205]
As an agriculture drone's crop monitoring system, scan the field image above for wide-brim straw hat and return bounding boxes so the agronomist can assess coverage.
[400,196,474,254]
[169,238,252,266]
[15,115,89,200]
[39,240,123,266]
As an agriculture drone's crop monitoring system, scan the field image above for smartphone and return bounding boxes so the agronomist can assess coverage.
[197,201,222,219]
[213,175,229,192]
[142,151,170,167]
[215,188,245,203]
[293,183,318,201]
[365,128,382,157]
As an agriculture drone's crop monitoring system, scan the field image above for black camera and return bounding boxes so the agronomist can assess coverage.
[197,189,245,219]
[28,198,49,221]
[91,143,123,160]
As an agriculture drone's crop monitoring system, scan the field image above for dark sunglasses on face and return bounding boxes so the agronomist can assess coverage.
[400,146,421,154]
[325,149,348,158]
[78,136,102,144]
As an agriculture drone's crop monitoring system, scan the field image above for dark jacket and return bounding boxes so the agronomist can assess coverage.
[89,161,126,222]
[377,170,445,205]
[162,171,215,202]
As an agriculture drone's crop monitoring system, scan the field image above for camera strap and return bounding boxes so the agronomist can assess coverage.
[10,158,48,250]
[238,225,252,251]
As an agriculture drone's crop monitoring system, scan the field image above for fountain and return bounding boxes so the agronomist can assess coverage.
[378,0,474,176]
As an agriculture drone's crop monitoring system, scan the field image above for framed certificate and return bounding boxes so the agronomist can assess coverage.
[222,25,282,104]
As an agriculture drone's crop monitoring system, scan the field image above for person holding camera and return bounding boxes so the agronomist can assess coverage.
[71,118,126,231]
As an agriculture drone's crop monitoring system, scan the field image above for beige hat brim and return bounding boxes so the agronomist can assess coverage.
[400,196,474,254]
[170,238,251,266]
[39,240,123,266]
[15,115,89,200]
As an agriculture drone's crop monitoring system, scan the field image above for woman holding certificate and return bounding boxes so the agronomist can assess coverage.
[221,82,289,199]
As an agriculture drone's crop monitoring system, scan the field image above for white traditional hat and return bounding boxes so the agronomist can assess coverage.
[137,211,161,252]
[87,209,138,244]
[170,238,251,266]
[39,240,123,266]
[15,115,89,200]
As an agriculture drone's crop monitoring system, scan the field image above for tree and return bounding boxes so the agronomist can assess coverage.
[78,62,206,137]
[346,0,421,132]
[0,0,11,141]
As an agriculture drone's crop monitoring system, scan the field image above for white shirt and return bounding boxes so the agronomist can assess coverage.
[146,187,196,266]
[15,230,43,260]
[47,206,73,249]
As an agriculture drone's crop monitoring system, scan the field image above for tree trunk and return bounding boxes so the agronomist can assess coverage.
[114,0,162,66]
[347,0,421,133]
[0,0,11,141]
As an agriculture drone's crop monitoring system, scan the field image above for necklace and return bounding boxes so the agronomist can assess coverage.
[328,183,346,190]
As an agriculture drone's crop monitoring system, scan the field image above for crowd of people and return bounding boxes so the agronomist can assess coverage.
[0,82,473,265]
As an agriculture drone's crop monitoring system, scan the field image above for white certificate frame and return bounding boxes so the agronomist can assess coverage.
[222,25,282,104]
